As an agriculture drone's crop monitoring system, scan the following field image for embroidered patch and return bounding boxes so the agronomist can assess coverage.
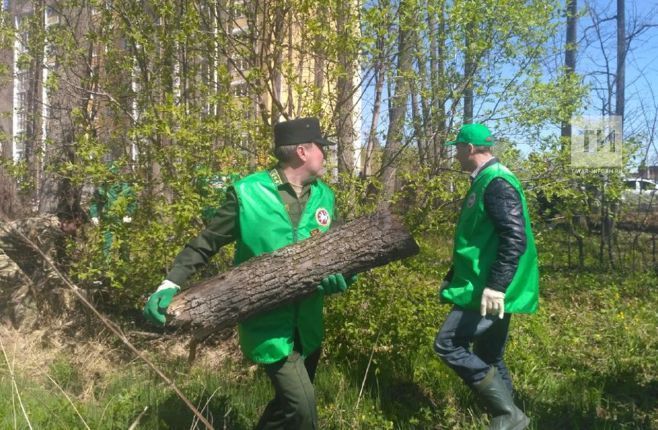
[268,169,283,186]
[466,193,477,208]
[315,208,331,227]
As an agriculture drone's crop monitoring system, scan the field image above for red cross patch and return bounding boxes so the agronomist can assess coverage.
[315,208,331,227]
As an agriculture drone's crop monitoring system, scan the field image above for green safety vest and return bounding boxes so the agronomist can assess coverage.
[233,170,335,364]
[441,163,539,313]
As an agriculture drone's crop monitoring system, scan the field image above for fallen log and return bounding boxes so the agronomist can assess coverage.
[168,207,419,332]
[0,216,71,327]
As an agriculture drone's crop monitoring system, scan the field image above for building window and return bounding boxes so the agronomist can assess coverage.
[46,6,60,26]
[13,15,31,161]
[230,81,248,97]
[230,0,246,21]
[231,55,249,74]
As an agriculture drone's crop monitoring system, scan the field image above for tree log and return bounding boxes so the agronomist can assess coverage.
[168,208,419,332]
[0,216,71,327]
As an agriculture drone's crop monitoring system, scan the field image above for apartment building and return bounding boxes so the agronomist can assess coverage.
[0,0,362,217]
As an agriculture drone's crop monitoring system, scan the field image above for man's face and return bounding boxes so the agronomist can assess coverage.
[454,142,474,171]
[298,142,326,177]
[59,217,82,236]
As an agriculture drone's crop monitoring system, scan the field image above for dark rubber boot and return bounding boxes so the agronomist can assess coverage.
[472,367,530,430]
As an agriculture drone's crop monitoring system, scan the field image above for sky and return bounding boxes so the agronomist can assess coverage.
[578,0,658,166]
[355,0,658,169]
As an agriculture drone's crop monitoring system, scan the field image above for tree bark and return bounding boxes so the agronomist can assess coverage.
[561,0,577,145]
[463,21,474,125]
[428,0,447,169]
[363,46,385,178]
[0,215,74,327]
[168,207,419,332]
[379,0,415,200]
[616,0,625,121]
[335,0,356,175]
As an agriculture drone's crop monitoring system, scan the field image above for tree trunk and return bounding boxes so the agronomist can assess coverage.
[335,0,356,175]
[379,0,414,200]
[428,0,447,169]
[463,21,474,125]
[363,51,385,178]
[562,0,585,267]
[561,0,577,145]
[313,4,326,108]
[168,208,419,332]
[616,0,625,120]
[0,216,75,327]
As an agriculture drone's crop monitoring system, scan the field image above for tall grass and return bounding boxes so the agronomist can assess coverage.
[1,233,656,429]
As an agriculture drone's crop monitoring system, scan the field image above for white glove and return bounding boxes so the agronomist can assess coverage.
[480,288,505,319]
[156,279,180,293]
[123,216,132,223]
[91,217,100,226]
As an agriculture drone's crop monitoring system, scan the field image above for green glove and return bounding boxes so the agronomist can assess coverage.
[143,280,180,326]
[318,273,357,295]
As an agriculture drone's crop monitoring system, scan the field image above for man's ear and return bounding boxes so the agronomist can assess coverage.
[295,144,306,162]
[467,143,475,155]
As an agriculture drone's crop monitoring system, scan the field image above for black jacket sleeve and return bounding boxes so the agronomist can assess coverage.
[483,178,527,293]
[443,266,454,283]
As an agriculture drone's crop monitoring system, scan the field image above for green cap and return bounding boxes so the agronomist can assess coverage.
[446,123,495,146]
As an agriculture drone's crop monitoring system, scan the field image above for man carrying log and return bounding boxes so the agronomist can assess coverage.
[143,117,356,430]
[434,124,539,430]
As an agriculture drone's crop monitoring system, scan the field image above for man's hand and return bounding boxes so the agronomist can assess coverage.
[318,273,357,295]
[91,217,100,226]
[480,288,505,319]
[123,216,132,223]
[143,280,180,326]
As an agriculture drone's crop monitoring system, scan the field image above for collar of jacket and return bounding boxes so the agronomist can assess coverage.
[269,168,314,192]
[470,157,499,181]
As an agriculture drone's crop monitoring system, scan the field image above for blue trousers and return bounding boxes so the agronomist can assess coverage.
[434,306,514,392]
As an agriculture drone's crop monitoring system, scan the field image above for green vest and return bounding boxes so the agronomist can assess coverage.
[441,163,539,313]
[233,170,335,364]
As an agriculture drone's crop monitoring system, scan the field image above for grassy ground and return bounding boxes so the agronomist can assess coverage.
[1,234,657,429]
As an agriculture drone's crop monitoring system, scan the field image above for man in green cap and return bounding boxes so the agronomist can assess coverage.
[434,123,538,430]
[143,117,356,430]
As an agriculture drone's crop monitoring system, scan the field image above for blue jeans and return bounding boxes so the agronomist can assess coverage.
[434,306,513,392]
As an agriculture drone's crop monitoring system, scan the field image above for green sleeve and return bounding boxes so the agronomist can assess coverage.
[88,201,99,219]
[166,188,239,286]
[122,183,137,216]
[88,187,105,219]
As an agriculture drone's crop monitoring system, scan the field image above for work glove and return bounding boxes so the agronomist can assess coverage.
[480,287,505,319]
[143,280,180,326]
[91,217,100,226]
[318,273,357,295]
[123,216,132,223]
